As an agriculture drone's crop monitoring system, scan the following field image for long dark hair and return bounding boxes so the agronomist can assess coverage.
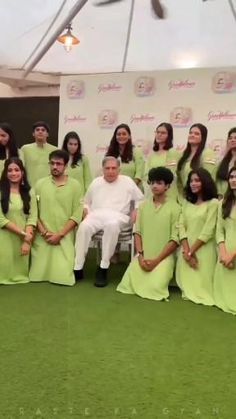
[185,168,218,204]
[0,123,19,160]
[0,158,31,214]
[106,123,133,163]
[62,131,82,167]
[177,124,208,179]
[222,167,236,219]
[153,122,173,151]
[216,127,236,181]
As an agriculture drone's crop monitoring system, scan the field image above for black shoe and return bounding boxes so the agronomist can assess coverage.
[94,266,108,287]
[74,269,84,281]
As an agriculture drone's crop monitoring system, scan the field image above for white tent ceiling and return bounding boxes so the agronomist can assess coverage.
[0,0,236,86]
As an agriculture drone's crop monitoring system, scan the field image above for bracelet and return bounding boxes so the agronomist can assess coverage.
[20,230,27,237]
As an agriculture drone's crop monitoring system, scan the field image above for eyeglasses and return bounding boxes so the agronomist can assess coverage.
[49,161,65,166]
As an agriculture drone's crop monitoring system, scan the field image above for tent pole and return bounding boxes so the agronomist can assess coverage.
[23,0,88,77]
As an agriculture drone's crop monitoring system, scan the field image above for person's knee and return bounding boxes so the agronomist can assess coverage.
[77,220,93,236]
[104,221,120,234]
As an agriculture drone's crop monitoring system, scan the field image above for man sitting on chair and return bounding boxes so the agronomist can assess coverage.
[74,156,143,287]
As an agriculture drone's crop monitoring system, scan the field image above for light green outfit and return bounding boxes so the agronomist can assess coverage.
[21,142,57,187]
[176,199,218,306]
[0,159,5,174]
[177,149,217,199]
[29,176,83,286]
[213,204,236,315]
[216,158,236,197]
[0,191,37,284]
[66,155,92,196]
[117,199,180,301]
[119,148,144,181]
[145,149,180,200]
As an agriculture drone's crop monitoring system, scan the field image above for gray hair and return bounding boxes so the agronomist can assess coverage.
[102,156,120,167]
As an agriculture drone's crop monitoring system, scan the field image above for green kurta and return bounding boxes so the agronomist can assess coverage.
[144,148,180,201]
[176,199,218,306]
[0,191,37,284]
[119,148,144,181]
[213,204,236,315]
[117,199,180,301]
[178,149,217,199]
[66,155,92,196]
[216,158,236,197]
[29,176,83,286]
[21,142,57,187]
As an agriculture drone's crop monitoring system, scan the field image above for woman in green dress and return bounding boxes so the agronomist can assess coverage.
[176,168,218,306]
[117,167,180,301]
[0,123,19,174]
[145,122,179,200]
[213,167,236,315]
[106,123,144,187]
[62,131,92,195]
[215,127,236,198]
[176,123,216,200]
[0,158,37,284]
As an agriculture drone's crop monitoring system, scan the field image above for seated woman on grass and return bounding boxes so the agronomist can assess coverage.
[214,167,236,315]
[117,167,180,301]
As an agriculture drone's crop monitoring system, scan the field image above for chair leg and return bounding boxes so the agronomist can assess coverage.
[96,240,101,264]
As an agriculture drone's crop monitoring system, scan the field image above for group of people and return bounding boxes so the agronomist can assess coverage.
[0,120,236,316]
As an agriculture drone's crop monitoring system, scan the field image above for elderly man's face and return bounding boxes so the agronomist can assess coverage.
[103,160,120,183]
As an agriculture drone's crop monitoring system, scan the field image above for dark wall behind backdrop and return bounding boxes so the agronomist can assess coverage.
[0,97,59,147]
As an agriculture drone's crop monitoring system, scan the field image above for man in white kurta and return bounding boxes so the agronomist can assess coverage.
[74,156,143,287]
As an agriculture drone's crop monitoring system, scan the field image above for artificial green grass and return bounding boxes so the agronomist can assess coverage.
[0,251,236,419]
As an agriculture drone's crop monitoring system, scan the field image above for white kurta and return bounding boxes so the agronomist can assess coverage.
[74,175,144,269]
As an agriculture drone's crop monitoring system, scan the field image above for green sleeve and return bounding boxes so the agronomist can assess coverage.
[0,199,10,228]
[216,203,225,244]
[26,189,38,227]
[19,148,24,165]
[170,204,181,243]
[70,182,83,224]
[178,208,187,241]
[134,203,144,235]
[198,199,218,243]
[82,156,93,193]
[133,148,145,181]
[202,149,217,179]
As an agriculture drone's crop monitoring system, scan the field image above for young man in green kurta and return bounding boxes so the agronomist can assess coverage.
[117,167,180,301]
[29,150,83,286]
[21,121,57,187]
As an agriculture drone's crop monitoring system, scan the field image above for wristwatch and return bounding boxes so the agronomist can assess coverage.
[138,251,144,256]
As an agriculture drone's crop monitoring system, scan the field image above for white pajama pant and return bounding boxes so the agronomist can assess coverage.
[74,209,130,269]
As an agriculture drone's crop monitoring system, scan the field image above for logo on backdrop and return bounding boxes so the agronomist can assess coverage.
[98,83,122,94]
[168,79,196,90]
[170,107,192,127]
[209,139,225,158]
[130,113,156,124]
[211,72,236,94]
[64,115,87,124]
[98,110,118,128]
[66,80,85,99]
[134,77,155,97]
[208,110,236,121]
[96,144,109,154]
[134,139,153,158]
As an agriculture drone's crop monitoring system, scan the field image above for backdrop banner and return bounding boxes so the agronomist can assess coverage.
[59,67,236,175]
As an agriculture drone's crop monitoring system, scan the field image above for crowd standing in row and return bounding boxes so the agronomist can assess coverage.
[0,120,236,316]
